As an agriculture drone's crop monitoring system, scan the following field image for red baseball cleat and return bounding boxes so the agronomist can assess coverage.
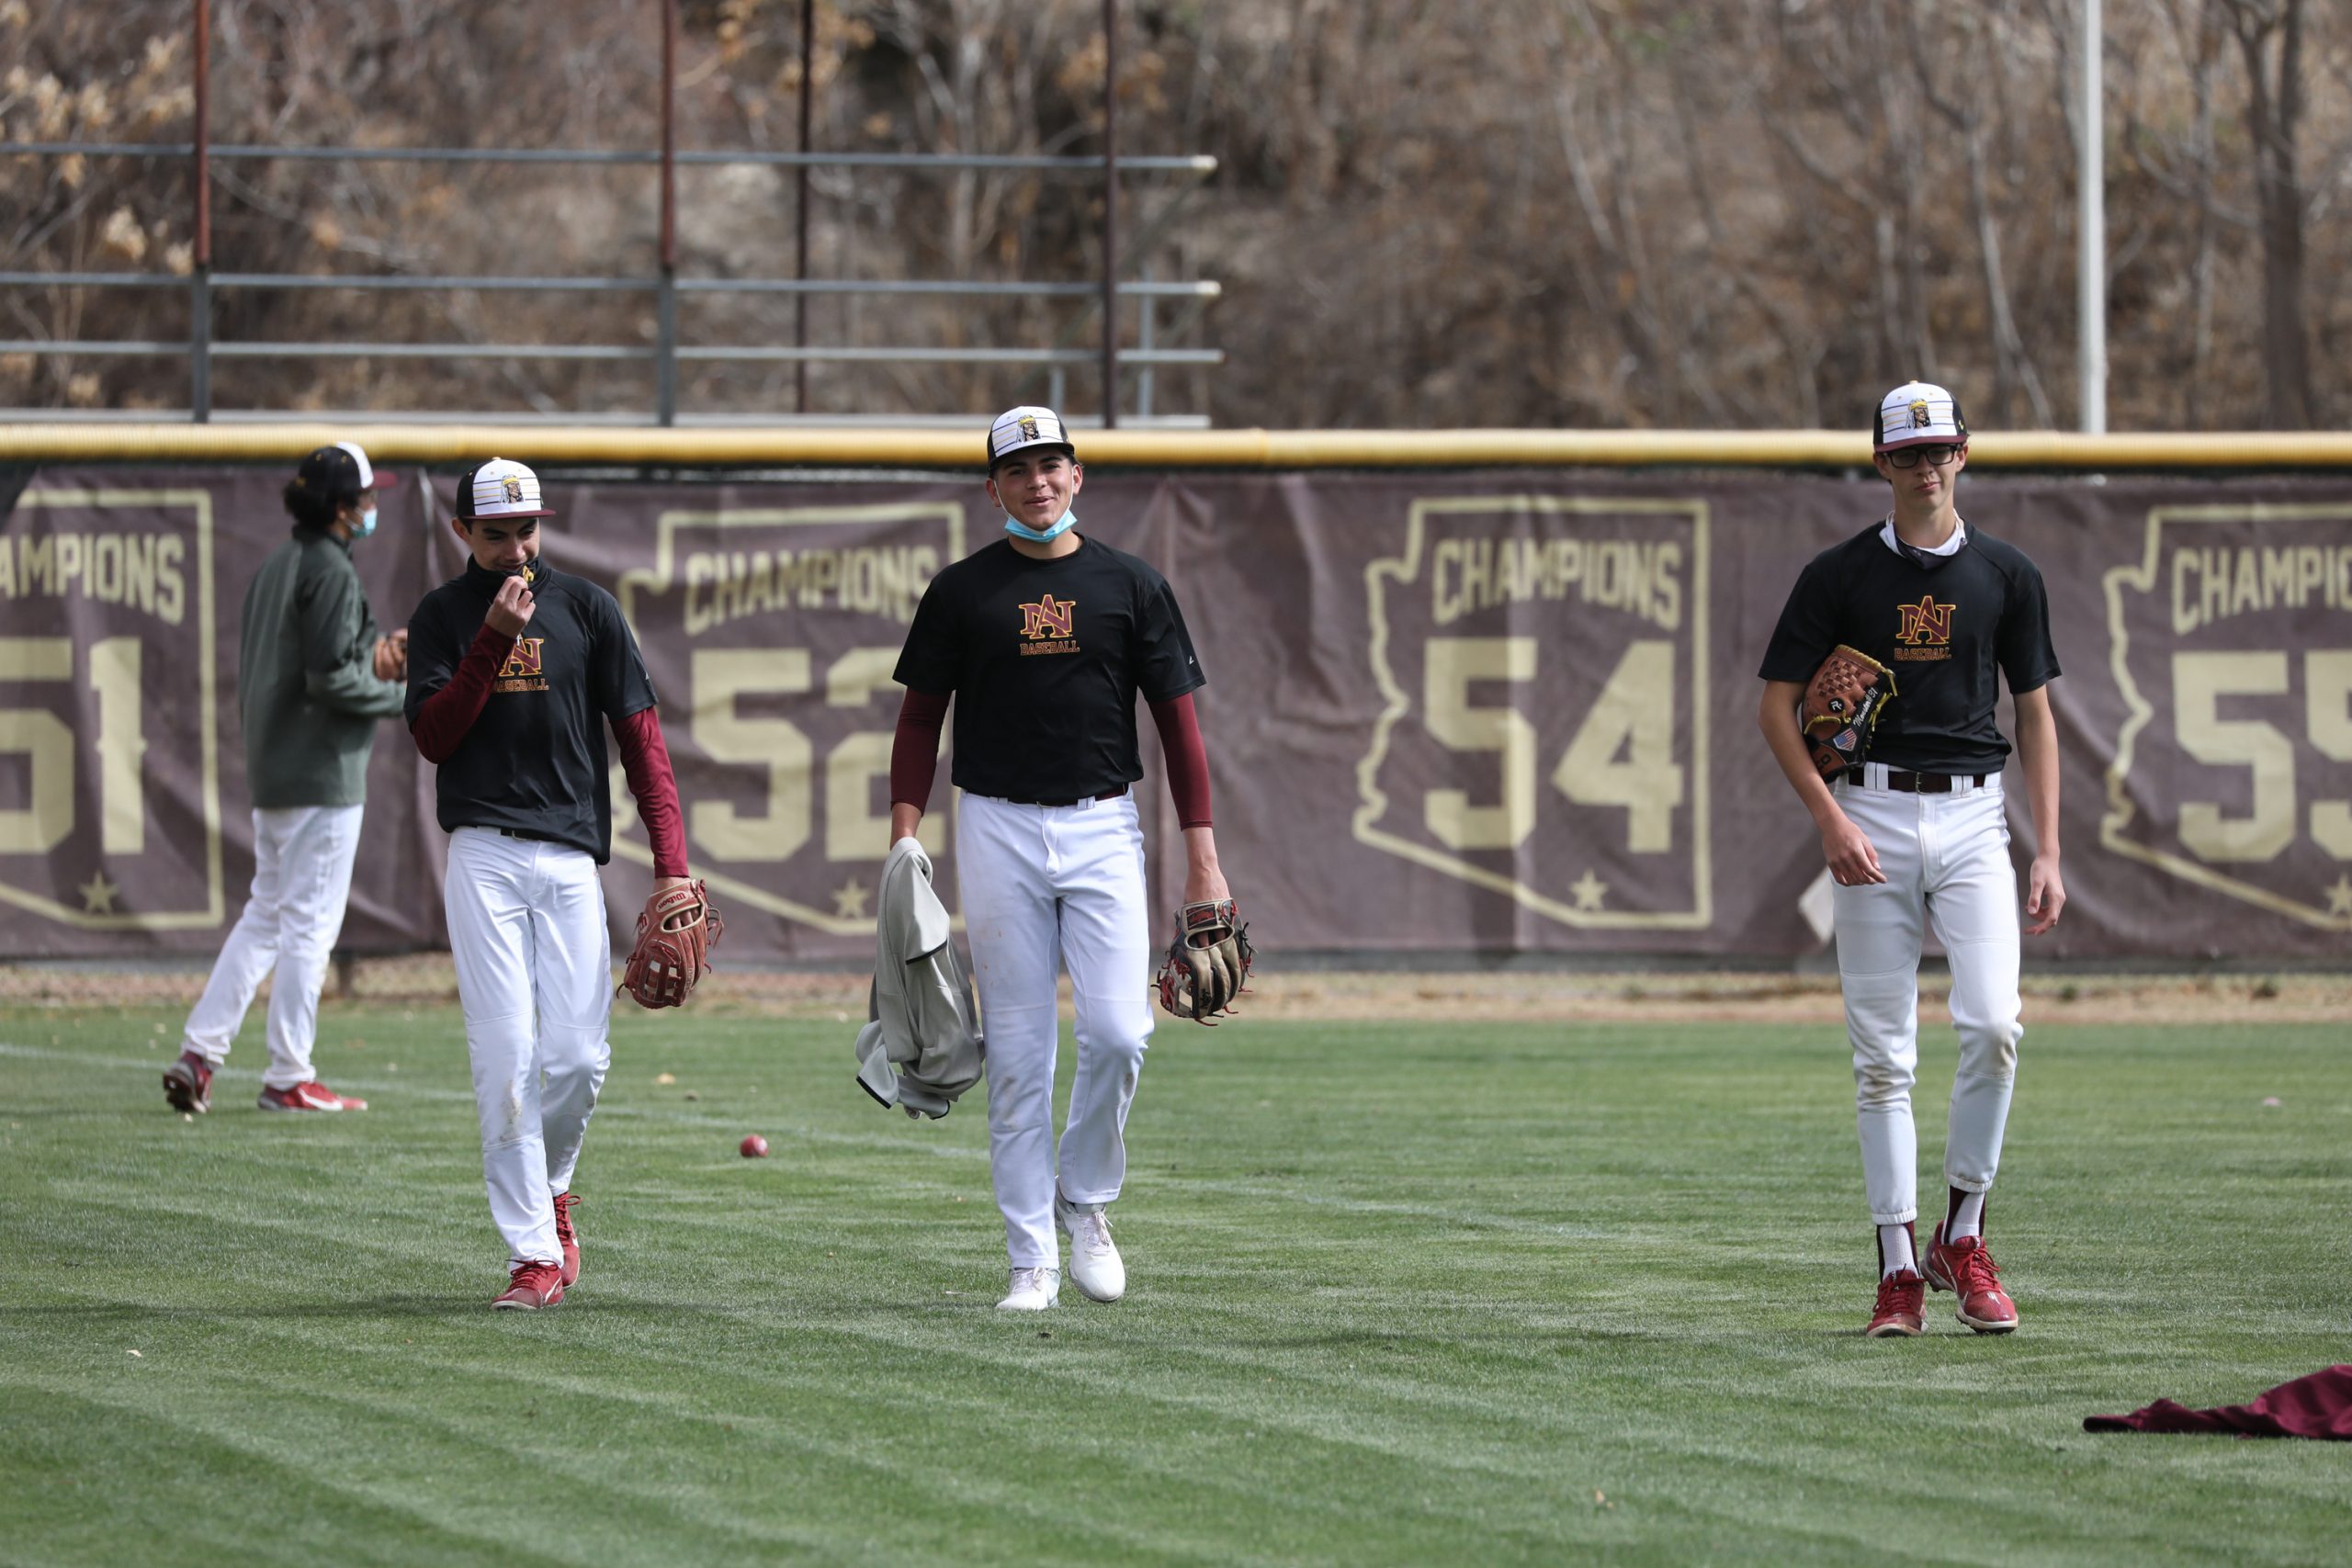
[163,1051,213,1114]
[552,1191,582,1287]
[1865,1269,1926,1337]
[255,1080,368,1112]
[492,1261,565,1311]
[1924,1223,2018,1334]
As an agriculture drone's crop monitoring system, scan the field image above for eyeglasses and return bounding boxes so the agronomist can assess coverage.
[1883,444,1962,468]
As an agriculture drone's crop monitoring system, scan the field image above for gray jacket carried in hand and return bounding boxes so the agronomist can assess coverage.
[854,839,984,1119]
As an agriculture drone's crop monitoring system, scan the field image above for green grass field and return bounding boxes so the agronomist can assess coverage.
[2,1003,2346,1565]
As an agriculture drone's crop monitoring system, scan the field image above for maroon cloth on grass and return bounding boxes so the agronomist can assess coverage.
[2086,1365,2352,1438]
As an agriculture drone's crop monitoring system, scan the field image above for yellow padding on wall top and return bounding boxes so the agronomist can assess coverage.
[6,423,2352,469]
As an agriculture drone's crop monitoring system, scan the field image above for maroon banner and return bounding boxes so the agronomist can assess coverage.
[3,464,2346,960]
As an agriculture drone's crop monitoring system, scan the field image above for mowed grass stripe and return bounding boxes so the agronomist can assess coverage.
[5,1006,2348,1566]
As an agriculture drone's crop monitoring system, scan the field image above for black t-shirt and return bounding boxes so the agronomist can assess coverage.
[1758,521,2059,775]
[893,536,1204,801]
[406,559,659,862]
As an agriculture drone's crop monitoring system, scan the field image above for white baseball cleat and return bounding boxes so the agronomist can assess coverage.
[1057,1194,1126,1303]
[995,1266,1060,1311]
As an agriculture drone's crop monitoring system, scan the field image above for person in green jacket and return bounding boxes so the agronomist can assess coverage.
[164,443,409,1115]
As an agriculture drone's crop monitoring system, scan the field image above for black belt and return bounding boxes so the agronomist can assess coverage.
[1851,769,1989,794]
[494,827,564,842]
[998,785,1127,807]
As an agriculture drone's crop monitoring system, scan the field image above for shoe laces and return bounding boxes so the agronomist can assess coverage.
[1949,1239,2002,1296]
[1069,1208,1114,1257]
[1008,1266,1052,1295]
[552,1192,579,1247]
[511,1260,560,1292]
[1875,1270,1924,1314]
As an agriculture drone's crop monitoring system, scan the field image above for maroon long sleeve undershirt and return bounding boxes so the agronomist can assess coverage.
[888,687,1212,828]
[409,622,515,764]
[1149,692,1214,829]
[889,688,951,810]
[612,706,688,878]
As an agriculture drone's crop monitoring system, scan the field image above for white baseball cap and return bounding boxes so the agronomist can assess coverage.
[987,405,1075,468]
[293,441,398,493]
[1873,381,1970,450]
[453,457,555,521]
[332,440,398,489]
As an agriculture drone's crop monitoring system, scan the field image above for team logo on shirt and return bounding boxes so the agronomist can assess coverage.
[495,637,548,692]
[1894,594,1953,660]
[1017,593,1080,655]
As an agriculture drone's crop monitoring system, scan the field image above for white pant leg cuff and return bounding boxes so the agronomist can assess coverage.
[1871,1207,1919,1227]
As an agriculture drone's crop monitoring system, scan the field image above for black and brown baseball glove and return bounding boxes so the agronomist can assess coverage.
[1155,897,1254,1024]
[1799,644,1897,781]
[620,879,724,1009]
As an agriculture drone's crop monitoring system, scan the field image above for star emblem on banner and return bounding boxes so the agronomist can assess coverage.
[2326,875,2352,919]
[1569,870,1608,912]
[80,871,121,914]
[831,878,871,920]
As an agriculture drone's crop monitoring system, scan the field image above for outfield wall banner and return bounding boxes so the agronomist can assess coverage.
[3,465,2347,961]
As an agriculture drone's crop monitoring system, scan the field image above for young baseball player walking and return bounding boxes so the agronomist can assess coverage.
[1756,382,2065,1337]
[888,406,1245,1311]
[406,458,717,1311]
[165,443,406,1116]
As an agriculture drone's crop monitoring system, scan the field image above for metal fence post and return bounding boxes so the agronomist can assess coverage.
[191,0,212,421]
[1100,0,1119,428]
[796,0,815,415]
[1136,262,1154,421]
[657,0,679,426]
[191,271,211,420]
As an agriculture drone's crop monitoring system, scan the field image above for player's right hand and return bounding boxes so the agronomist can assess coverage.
[486,574,536,637]
[1821,812,1885,886]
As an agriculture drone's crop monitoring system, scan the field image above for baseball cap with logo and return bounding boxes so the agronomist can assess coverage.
[291,440,399,497]
[987,405,1076,469]
[1873,380,1970,451]
[452,457,556,522]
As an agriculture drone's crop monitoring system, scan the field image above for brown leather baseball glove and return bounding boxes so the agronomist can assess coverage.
[1155,897,1254,1024]
[1800,644,1897,780]
[620,879,724,1009]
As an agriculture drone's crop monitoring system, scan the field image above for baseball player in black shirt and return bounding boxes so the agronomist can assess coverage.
[888,405,1232,1310]
[1757,382,2065,1338]
[407,458,696,1311]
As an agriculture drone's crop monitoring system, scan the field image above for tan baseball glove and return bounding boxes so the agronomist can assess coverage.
[620,879,724,1009]
[1800,644,1897,780]
[1155,897,1254,1024]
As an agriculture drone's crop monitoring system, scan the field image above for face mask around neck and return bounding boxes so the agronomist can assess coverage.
[1004,505,1077,544]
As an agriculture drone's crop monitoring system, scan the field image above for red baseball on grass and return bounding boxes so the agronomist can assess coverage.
[740,1134,769,1158]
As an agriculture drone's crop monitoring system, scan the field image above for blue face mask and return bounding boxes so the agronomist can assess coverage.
[1004,504,1077,544]
[352,506,379,540]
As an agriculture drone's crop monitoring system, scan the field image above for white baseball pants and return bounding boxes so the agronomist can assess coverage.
[1832,767,2023,1226]
[958,791,1156,1269]
[181,804,365,1090]
[445,828,614,1269]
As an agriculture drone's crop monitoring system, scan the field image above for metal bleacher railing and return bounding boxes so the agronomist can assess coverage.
[0,0,1221,428]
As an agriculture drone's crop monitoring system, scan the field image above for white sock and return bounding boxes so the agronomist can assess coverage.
[1878,1224,1916,1278]
[1948,1190,1985,1242]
